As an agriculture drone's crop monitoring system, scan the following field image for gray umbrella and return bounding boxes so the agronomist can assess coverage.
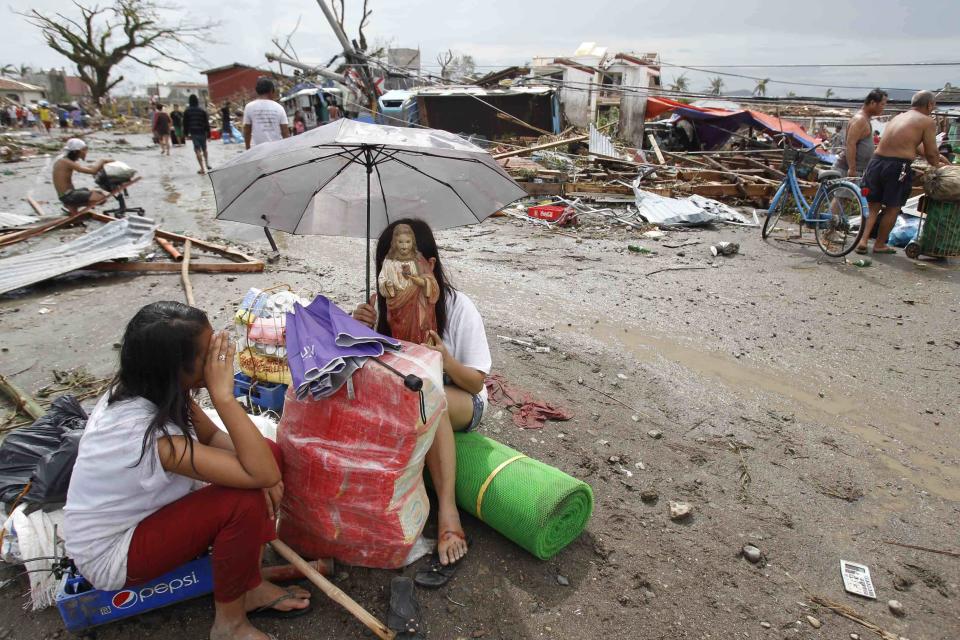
[210,119,526,295]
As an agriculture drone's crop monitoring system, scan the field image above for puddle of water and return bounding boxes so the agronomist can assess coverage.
[554,321,959,501]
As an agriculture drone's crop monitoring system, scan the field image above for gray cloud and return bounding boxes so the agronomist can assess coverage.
[3,0,957,98]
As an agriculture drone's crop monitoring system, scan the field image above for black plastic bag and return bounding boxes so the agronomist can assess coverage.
[0,395,87,504]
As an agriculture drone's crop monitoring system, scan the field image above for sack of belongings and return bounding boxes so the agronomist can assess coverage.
[923,165,960,201]
[94,161,138,191]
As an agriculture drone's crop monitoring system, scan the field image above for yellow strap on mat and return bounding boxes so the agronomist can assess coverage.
[476,454,527,520]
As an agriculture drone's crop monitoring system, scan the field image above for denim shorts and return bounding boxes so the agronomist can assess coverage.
[444,373,485,432]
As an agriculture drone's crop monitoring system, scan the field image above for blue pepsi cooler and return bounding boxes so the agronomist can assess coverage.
[56,556,213,633]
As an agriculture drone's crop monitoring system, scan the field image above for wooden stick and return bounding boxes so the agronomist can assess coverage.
[181,240,196,306]
[88,261,264,274]
[0,373,44,421]
[647,134,665,165]
[493,134,589,160]
[646,265,712,277]
[882,540,960,558]
[269,540,396,640]
[26,196,46,216]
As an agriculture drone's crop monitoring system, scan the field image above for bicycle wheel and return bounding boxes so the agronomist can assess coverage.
[812,184,865,257]
[762,188,799,240]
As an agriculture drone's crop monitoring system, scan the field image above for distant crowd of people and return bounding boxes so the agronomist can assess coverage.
[1,101,87,132]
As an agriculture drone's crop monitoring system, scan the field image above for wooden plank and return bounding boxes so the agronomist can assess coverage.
[492,134,589,160]
[566,182,634,195]
[86,261,264,273]
[518,181,563,196]
[647,134,665,164]
[0,209,89,248]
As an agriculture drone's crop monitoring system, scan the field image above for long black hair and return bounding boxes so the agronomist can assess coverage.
[109,301,210,467]
[375,218,455,338]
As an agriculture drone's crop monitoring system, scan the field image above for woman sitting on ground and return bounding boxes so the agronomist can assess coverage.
[65,301,310,640]
[354,218,492,567]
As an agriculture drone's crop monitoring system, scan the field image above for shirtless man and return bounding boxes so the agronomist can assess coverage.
[834,89,887,178]
[52,139,111,209]
[856,91,946,255]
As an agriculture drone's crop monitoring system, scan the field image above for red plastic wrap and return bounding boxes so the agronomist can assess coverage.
[277,343,445,568]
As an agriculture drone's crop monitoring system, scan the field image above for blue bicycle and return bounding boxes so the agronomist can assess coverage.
[762,146,866,257]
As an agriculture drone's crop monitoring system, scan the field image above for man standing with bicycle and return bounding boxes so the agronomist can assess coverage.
[834,89,887,178]
[856,91,947,255]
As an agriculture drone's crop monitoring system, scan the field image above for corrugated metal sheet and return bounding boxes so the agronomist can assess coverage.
[0,215,157,295]
[589,123,618,158]
[632,180,748,226]
[0,212,39,229]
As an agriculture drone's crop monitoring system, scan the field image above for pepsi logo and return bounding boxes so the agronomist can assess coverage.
[111,590,138,609]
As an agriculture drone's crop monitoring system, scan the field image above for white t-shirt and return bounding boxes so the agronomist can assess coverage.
[441,292,492,403]
[242,99,289,146]
[64,395,197,590]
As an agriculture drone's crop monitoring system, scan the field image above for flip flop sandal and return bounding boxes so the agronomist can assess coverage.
[415,557,458,589]
[415,532,469,589]
[249,591,313,619]
[387,577,423,636]
[873,247,897,254]
[855,246,869,255]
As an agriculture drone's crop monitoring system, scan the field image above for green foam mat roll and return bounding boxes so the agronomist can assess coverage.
[453,432,593,560]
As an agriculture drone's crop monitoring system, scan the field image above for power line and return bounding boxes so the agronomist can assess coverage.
[662,61,960,69]
[660,61,926,92]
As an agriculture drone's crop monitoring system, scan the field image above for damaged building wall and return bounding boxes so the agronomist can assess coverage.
[610,55,661,147]
[416,90,557,139]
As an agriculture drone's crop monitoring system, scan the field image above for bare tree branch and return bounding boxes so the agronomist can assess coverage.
[19,0,219,104]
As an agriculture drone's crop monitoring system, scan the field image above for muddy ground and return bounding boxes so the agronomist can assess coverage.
[0,132,958,640]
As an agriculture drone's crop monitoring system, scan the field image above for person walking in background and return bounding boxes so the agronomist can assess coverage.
[153,104,172,155]
[171,104,184,147]
[856,90,947,255]
[327,99,341,122]
[182,94,212,175]
[38,102,53,134]
[220,101,231,140]
[242,78,289,150]
[293,110,306,135]
[834,89,887,178]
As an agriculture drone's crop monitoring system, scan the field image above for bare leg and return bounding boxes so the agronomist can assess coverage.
[857,201,884,251]
[873,205,902,250]
[425,412,467,565]
[195,149,206,174]
[210,596,272,640]
[445,385,477,432]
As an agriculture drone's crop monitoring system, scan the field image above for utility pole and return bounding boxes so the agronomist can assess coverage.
[314,0,380,112]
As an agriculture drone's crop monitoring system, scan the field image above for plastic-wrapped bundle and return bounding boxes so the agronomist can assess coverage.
[234,288,302,385]
[277,344,444,568]
[453,433,593,560]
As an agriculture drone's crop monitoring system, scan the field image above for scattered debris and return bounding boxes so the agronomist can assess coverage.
[840,560,877,599]
[806,615,822,629]
[647,429,662,439]
[640,490,659,504]
[556,575,570,587]
[710,241,739,257]
[742,544,762,564]
[882,539,960,559]
[887,600,904,617]
[668,501,692,521]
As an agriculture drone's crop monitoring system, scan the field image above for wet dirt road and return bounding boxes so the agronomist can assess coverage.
[1,132,958,639]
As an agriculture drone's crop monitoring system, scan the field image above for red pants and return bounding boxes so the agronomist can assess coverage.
[125,441,283,603]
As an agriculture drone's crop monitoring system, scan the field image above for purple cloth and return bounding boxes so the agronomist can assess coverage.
[285,296,399,399]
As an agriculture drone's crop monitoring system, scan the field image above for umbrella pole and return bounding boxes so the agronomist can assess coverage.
[365,147,373,299]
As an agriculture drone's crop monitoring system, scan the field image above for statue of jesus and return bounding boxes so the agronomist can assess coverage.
[377,223,439,344]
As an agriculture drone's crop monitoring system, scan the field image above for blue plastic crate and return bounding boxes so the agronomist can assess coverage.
[234,372,287,412]
[56,556,213,633]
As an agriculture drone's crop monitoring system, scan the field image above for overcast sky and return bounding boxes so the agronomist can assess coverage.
[4,0,959,98]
